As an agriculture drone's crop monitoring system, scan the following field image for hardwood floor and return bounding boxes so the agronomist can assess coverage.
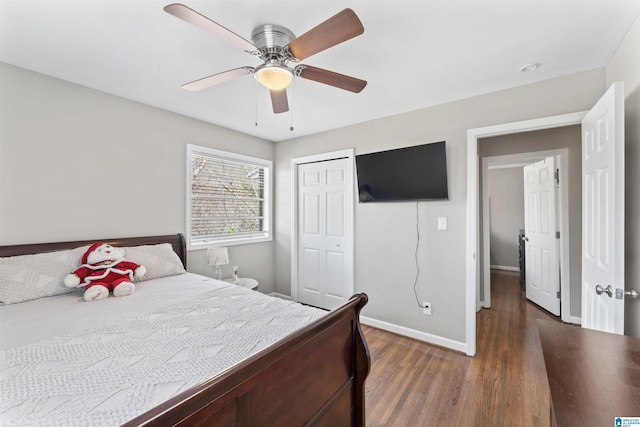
[364,270,558,426]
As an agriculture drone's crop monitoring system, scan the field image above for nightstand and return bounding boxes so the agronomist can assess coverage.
[224,277,259,291]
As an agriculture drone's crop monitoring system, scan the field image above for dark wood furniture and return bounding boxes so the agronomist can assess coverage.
[0,234,370,426]
[537,319,640,427]
[518,229,526,291]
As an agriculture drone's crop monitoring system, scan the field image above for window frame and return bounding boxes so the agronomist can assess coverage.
[186,144,272,250]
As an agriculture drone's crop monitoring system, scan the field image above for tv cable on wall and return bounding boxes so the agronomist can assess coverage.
[413,201,422,307]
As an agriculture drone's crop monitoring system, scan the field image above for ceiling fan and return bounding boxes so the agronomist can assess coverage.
[164,3,367,114]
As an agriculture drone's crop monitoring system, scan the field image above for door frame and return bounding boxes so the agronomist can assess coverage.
[466,112,586,356]
[482,149,570,322]
[291,149,355,302]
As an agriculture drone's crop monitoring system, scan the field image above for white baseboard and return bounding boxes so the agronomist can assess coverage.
[490,265,520,272]
[569,316,581,325]
[360,316,467,354]
[269,292,292,300]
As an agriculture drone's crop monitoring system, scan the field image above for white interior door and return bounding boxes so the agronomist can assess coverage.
[523,157,560,316]
[581,82,625,334]
[297,158,353,310]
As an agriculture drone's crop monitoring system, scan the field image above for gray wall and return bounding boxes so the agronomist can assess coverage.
[4,10,638,342]
[487,168,524,269]
[606,14,640,337]
[275,69,605,343]
[480,126,582,318]
[0,63,277,293]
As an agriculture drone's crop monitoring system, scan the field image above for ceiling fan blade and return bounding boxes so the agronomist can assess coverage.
[164,3,257,52]
[287,9,364,60]
[296,65,367,93]
[182,67,254,91]
[270,89,289,114]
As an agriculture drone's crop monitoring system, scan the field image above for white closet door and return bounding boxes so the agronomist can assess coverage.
[297,158,352,310]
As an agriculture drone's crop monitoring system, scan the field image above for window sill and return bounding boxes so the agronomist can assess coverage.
[187,235,272,250]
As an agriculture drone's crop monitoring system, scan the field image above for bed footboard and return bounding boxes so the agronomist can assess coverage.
[124,293,370,427]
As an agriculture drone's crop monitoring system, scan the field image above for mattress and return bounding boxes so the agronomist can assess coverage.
[0,273,326,426]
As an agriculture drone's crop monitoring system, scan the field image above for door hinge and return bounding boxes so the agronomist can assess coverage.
[556,231,560,239]
[554,169,560,185]
[557,290,561,299]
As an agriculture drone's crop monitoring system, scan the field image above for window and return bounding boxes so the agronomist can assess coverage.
[187,144,272,249]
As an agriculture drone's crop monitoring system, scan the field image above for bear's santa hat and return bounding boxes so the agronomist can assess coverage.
[82,242,104,265]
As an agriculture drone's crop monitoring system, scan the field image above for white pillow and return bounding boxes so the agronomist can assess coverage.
[122,243,186,281]
[0,245,89,305]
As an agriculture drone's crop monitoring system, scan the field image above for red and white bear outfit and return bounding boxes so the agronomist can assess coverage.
[64,243,146,301]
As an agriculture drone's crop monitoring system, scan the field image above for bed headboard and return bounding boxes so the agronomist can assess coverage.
[0,234,187,269]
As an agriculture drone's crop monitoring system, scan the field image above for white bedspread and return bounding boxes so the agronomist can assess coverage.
[0,273,326,426]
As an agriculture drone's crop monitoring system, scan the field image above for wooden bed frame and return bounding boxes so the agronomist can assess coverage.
[0,233,371,426]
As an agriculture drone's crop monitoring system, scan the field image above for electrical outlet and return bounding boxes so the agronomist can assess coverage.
[422,302,432,315]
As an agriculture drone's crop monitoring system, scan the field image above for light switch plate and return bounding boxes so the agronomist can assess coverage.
[438,217,447,230]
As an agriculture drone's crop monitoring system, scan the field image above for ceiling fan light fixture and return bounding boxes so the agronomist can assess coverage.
[254,63,293,90]
[165,5,367,114]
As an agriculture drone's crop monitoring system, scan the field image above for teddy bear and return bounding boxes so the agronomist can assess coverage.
[64,243,146,302]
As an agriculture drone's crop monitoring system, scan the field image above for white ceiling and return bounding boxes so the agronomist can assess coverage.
[2,0,639,142]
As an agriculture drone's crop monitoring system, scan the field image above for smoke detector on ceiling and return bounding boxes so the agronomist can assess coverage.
[520,63,539,72]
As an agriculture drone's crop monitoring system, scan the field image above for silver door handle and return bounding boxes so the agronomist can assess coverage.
[625,289,639,299]
[595,284,613,297]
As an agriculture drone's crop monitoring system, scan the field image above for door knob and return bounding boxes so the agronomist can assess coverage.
[625,289,639,299]
[595,284,613,297]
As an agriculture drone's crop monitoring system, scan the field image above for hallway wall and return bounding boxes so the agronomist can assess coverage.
[487,167,524,270]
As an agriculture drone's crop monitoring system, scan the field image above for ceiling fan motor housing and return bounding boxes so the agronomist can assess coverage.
[251,24,296,62]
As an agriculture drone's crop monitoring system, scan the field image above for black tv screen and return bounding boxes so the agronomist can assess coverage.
[356,141,449,202]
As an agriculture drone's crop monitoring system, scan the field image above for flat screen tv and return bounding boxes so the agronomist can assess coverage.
[355,141,449,202]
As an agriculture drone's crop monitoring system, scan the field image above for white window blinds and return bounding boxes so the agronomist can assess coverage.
[187,145,271,248]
